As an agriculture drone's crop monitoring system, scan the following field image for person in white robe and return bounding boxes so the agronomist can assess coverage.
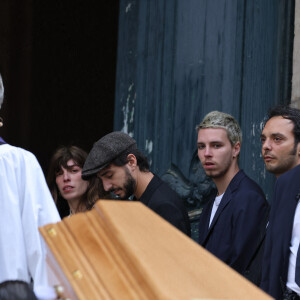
[0,73,60,292]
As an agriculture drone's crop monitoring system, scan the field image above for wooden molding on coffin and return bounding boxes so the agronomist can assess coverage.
[40,200,273,300]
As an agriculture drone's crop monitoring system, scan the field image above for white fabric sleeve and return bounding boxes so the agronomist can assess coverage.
[0,144,60,287]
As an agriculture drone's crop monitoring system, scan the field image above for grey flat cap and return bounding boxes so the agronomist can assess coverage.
[82,131,137,179]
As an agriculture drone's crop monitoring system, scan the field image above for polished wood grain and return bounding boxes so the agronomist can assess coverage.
[40,199,273,300]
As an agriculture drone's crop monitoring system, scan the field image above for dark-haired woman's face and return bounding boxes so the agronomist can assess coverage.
[55,159,88,204]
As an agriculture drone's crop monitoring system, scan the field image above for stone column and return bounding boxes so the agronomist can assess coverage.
[292,0,300,108]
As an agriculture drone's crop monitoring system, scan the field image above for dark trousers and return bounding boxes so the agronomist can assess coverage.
[0,281,37,300]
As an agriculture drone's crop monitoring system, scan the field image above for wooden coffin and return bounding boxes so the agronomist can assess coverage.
[40,200,272,300]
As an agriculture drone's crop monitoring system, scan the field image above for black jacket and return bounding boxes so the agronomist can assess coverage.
[198,170,269,280]
[140,174,191,236]
[261,164,300,299]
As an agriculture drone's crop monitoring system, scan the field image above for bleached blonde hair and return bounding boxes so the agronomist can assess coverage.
[196,111,242,145]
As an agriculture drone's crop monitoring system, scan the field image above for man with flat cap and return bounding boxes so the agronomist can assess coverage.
[82,131,191,236]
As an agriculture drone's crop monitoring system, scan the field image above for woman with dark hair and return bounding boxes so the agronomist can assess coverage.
[47,145,105,218]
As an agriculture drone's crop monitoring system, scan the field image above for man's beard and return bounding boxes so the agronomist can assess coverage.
[265,145,298,176]
[120,167,136,199]
[203,155,233,180]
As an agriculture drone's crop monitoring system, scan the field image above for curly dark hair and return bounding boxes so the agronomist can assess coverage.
[267,105,300,145]
[47,145,106,218]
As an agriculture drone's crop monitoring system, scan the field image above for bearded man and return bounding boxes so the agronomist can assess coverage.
[260,106,300,300]
[81,131,191,236]
[196,111,269,285]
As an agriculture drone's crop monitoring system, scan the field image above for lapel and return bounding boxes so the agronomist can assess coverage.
[278,166,300,275]
[202,170,245,245]
[282,193,300,271]
[199,192,217,243]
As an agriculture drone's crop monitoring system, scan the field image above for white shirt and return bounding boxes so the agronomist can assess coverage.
[0,144,60,288]
[209,193,224,227]
[286,200,300,294]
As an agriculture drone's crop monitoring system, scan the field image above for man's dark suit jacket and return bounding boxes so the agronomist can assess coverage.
[140,174,191,237]
[198,170,269,278]
[261,164,300,299]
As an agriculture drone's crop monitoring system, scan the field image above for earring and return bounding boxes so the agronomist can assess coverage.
[0,117,3,127]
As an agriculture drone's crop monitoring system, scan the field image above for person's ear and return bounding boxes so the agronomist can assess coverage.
[297,142,300,158]
[127,154,137,168]
[233,142,241,158]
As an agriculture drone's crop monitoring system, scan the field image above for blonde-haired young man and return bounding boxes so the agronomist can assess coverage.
[197,111,269,285]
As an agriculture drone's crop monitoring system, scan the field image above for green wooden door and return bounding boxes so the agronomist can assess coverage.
[114,0,294,240]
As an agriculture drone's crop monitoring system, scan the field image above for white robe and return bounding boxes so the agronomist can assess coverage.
[0,143,60,287]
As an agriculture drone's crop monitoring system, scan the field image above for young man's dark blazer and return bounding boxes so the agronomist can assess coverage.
[261,164,300,299]
[198,170,269,280]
